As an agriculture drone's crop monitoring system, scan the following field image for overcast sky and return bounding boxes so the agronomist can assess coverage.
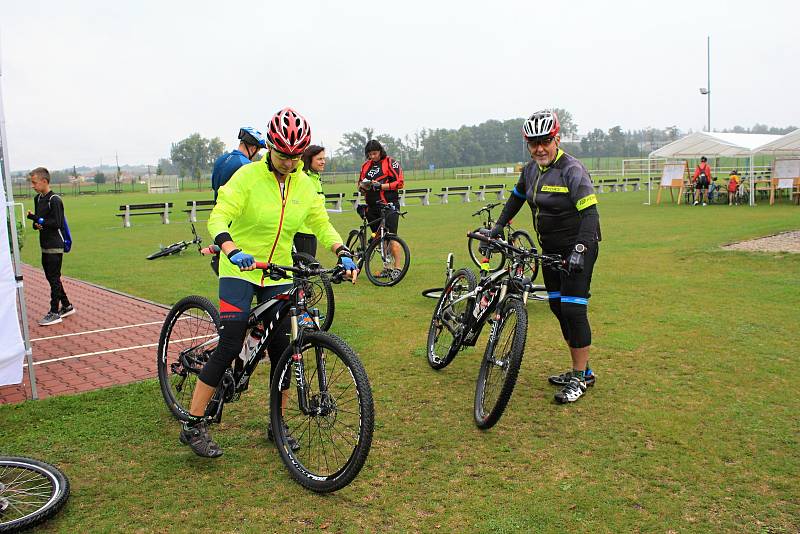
[1,0,798,170]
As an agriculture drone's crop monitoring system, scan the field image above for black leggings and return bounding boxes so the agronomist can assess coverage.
[198,279,292,388]
[541,244,598,348]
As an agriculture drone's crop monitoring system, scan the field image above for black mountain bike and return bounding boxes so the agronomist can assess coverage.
[345,203,411,286]
[146,223,203,260]
[0,456,70,532]
[467,203,537,275]
[426,232,565,429]
[157,261,374,493]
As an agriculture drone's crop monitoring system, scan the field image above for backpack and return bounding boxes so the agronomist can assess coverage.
[46,194,72,253]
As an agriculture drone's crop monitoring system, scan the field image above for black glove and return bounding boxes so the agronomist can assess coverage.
[567,244,586,274]
[479,224,503,239]
[370,180,383,191]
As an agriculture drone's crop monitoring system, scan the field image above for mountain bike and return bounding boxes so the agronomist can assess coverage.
[156,261,374,493]
[0,456,70,532]
[467,203,537,276]
[146,223,203,260]
[345,203,411,286]
[426,232,565,429]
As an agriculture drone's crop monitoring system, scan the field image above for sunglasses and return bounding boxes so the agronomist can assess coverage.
[273,150,302,162]
[527,136,556,148]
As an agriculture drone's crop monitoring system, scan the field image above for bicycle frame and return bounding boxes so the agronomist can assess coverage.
[352,204,399,254]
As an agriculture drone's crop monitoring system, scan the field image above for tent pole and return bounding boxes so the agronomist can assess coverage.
[0,50,38,399]
[749,154,755,206]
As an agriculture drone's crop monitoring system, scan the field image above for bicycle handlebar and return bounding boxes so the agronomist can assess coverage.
[466,232,566,270]
[471,202,501,217]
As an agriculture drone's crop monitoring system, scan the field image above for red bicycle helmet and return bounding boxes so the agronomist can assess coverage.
[266,107,311,156]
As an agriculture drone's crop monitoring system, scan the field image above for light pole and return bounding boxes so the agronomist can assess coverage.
[699,36,711,131]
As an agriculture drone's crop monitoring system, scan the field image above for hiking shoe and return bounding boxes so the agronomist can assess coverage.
[548,369,596,387]
[59,304,75,317]
[554,377,587,404]
[693,201,699,206]
[267,422,301,452]
[179,420,223,458]
[38,312,62,326]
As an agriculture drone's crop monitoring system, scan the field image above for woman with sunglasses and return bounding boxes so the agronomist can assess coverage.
[482,109,601,405]
[179,107,358,458]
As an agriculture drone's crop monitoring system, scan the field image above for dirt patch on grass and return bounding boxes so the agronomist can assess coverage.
[722,230,800,253]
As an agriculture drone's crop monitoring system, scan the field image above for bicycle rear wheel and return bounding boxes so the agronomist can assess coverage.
[427,268,477,370]
[146,243,186,260]
[364,235,410,286]
[345,229,365,268]
[270,331,374,493]
[0,456,70,533]
[474,298,527,429]
[292,252,335,331]
[157,295,220,420]
[468,227,506,272]
[508,230,539,280]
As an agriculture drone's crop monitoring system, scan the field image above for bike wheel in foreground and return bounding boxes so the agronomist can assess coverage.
[467,227,506,272]
[270,331,374,493]
[146,243,184,260]
[0,456,70,533]
[427,268,477,370]
[157,295,220,421]
[474,297,527,429]
[364,235,410,286]
[292,252,335,331]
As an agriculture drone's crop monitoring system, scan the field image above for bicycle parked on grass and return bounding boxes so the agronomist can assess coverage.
[0,456,70,532]
[426,232,565,429]
[146,223,203,260]
[157,260,374,493]
[345,202,411,286]
[467,203,537,274]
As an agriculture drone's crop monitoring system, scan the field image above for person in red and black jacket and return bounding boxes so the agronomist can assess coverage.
[692,156,713,205]
[358,139,405,233]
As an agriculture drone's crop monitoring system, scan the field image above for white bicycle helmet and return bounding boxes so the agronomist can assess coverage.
[522,110,560,139]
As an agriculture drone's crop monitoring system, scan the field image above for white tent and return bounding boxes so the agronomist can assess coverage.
[752,128,800,155]
[649,132,784,206]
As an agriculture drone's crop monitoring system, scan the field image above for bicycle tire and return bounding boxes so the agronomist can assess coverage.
[474,297,527,429]
[146,243,187,260]
[345,229,364,268]
[157,295,220,421]
[421,287,444,299]
[270,331,374,493]
[292,252,335,331]
[0,456,70,533]
[427,268,477,370]
[467,227,506,272]
[364,235,410,286]
[508,230,539,281]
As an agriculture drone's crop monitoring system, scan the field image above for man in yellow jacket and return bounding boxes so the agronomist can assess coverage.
[180,108,358,458]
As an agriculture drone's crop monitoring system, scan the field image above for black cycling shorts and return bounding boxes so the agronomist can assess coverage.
[695,177,709,189]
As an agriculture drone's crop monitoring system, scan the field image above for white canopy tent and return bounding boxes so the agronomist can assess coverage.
[649,131,800,206]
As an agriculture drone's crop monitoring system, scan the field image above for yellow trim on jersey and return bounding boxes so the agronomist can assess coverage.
[576,194,598,211]
[541,185,569,193]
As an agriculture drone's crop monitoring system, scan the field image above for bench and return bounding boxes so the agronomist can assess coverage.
[324,193,345,212]
[78,190,96,195]
[349,191,363,210]
[183,200,215,222]
[475,184,507,201]
[116,202,173,227]
[107,189,124,194]
[594,178,624,193]
[399,188,431,206]
[435,186,472,204]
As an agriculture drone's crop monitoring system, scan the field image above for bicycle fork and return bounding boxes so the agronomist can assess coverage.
[287,307,330,417]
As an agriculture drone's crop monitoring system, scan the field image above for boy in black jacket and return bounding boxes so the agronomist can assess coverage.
[26,167,74,326]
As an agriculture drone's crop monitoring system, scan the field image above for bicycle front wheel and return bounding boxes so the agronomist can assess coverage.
[427,268,477,370]
[474,298,527,429]
[292,252,335,331]
[270,331,374,493]
[0,456,70,533]
[468,227,506,272]
[157,295,220,421]
[364,235,410,286]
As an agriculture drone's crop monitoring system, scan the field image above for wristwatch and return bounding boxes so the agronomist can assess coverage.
[574,243,586,254]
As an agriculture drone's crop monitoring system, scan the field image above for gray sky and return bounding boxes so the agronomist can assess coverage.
[2,0,798,170]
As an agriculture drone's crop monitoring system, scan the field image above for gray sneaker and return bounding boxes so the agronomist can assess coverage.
[267,421,300,452]
[38,312,62,326]
[179,420,223,458]
[548,369,596,387]
[59,304,75,317]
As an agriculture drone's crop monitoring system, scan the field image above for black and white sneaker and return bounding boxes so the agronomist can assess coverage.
[38,312,62,326]
[59,304,75,317]
[180,420,223,458]
[554,377,587,404]
[548,369,596,387]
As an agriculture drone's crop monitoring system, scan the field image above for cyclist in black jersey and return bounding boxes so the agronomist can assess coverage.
[483,110,601,404]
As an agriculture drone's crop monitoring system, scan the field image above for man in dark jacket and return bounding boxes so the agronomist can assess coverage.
[26,167,74,326]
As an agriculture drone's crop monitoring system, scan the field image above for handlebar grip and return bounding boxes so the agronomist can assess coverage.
[200,244,221,255]
[254,262,270,270]
[467,231,490,242]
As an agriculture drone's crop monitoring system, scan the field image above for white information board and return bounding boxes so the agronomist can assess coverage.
[773,158,800,179]
[660,163,686,186]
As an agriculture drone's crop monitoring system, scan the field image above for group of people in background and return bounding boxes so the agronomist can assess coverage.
[691,156,743,206]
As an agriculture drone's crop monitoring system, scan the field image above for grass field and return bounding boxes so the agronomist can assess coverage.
[3,187,799,532]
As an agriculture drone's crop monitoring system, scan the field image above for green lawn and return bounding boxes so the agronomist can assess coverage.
[3,188,799,533]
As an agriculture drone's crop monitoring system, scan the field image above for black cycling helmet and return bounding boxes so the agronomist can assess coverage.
[364,139,387,160]
[238,127,267,149]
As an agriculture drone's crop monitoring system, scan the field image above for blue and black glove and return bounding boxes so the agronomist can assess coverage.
[335,245,358,271]
[567,243,587,274]
[227,248,255,269]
